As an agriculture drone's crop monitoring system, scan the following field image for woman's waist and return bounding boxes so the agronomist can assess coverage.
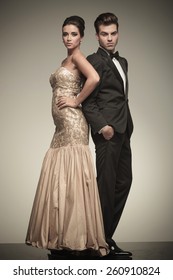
[52,88,80,97]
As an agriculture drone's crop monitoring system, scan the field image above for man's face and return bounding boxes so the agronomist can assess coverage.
[96,24,119,53]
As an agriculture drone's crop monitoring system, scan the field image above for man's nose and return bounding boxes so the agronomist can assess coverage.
[108,34,112,41]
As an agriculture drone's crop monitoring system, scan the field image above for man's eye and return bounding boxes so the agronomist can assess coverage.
[100,33,107,37]
[112,31,118,36]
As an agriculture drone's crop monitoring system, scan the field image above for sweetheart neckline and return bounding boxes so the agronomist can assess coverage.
[60,66,80,78]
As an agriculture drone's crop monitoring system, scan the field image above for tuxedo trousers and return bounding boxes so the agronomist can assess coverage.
[92,130,132,239]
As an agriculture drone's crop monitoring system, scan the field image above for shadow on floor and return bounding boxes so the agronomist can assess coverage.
[0,242,172,260]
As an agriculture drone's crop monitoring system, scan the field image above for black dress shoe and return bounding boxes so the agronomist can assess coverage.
[107,239,132,256]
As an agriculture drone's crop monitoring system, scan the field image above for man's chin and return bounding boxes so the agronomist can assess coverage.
[99,45,115,53]
[105,46,115,52]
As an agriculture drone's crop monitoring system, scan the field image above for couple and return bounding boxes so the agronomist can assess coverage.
[25,12,133,259]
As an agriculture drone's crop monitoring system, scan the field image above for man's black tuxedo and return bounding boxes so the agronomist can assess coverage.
[82,47,133,241]
[82,47,133,137]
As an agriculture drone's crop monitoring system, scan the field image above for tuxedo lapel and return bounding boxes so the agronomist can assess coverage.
[108,57,124,84]
[97,48,127,94]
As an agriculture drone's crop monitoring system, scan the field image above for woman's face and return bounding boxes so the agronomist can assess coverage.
[62,24,82,51]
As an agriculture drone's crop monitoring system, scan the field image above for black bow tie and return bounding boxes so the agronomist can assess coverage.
[110,51,119,60]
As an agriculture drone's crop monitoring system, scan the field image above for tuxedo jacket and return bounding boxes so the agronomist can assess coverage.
[82,47,133,137]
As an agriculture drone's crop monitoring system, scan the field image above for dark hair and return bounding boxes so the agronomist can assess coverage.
[62,15,85,37]
[94,12,119,34]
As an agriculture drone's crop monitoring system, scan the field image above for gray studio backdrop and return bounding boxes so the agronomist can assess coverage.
[0,0,172,243]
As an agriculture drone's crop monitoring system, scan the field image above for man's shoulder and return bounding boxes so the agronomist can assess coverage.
[87,52,100,61]
[87,52,105,67]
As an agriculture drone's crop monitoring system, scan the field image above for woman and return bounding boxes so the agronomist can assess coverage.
[25,16,108,258]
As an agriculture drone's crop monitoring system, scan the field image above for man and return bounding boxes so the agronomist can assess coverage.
[82,13,134,256]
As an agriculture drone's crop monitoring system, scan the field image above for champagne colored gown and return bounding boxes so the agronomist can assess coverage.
[25,67,108,256]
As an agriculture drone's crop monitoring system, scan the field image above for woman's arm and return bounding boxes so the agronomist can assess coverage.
[57,51,100,109]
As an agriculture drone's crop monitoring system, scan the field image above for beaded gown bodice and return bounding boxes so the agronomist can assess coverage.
[49,67,89,148]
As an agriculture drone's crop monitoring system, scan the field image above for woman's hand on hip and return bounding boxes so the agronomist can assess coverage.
[57,96,78,109]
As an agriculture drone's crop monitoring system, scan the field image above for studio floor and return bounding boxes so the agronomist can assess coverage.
[0,242,172,260]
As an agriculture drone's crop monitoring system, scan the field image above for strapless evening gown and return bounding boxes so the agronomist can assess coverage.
[25,67,108,256]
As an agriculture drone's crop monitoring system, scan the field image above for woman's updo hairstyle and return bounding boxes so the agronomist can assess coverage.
[62,15,85,37]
